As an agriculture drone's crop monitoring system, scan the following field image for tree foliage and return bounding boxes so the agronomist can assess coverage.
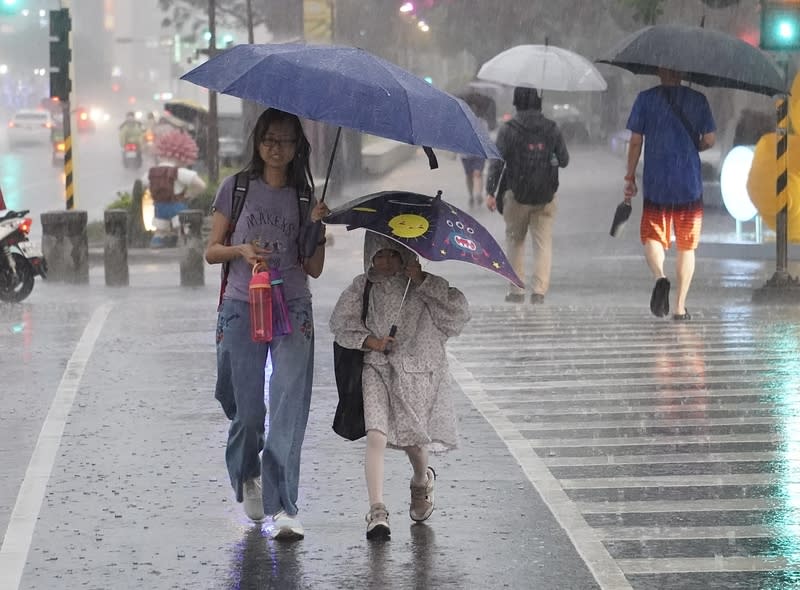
[157,0,269,38]
[617,0,665,25]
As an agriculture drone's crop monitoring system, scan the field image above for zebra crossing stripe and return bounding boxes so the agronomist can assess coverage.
[448,353,633,590]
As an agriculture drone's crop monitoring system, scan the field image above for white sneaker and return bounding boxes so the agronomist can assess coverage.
[270,510,304,541]
[243,477,265,522]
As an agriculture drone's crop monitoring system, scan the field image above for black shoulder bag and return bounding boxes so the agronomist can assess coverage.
[660,86,701,151]
[332,280,373,441]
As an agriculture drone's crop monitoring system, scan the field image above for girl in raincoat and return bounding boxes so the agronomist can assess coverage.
[329,231,470,540]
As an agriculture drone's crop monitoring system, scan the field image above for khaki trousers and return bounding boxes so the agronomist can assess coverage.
[502,191,557,296]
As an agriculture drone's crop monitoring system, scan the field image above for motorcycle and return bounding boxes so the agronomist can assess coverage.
[122,141,143,169]
[0,209,47,303]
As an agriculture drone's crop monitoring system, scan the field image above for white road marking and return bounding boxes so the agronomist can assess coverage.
[0,303,112,590]
[449,353,633,590]
[617,556,788,574]
[577,498,778,514]
[543,451,784,467]
[598,524,778,541]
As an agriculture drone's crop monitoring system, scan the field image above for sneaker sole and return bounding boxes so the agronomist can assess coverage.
[244,503,265,522]
[272,527,304,541]
[366,523,391,540]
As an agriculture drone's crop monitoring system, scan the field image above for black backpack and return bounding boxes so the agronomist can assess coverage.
[504,121,559,206]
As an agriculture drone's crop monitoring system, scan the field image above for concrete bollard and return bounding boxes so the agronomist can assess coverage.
[104,209,129,287]
[179,209,205,287]
[40,210,89,284]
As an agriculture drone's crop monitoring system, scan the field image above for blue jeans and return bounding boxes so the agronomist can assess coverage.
[215,297,315,517]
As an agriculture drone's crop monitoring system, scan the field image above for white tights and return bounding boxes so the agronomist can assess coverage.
[365,429,429,506]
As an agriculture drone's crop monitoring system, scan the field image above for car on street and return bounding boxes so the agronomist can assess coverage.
[7,110,55,148]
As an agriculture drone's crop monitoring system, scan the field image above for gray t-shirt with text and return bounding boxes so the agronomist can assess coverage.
[212,174,312,303]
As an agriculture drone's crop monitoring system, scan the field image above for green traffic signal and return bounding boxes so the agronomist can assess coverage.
[761,3,800,51]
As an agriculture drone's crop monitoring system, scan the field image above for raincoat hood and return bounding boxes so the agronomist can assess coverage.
[363,231,416,280]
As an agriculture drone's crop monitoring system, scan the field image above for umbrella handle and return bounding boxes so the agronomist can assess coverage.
[320,126,342,203]
[383,324,398,355]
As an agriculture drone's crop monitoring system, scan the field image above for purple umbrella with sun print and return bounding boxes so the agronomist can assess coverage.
[324,190,524,288]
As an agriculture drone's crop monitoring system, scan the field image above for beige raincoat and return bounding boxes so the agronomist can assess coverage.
[329,233,470,451]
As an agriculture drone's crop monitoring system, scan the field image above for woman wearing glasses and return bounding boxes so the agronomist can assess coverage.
[205,108,329,540]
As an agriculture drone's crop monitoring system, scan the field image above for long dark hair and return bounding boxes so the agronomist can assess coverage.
[246,108,314,196]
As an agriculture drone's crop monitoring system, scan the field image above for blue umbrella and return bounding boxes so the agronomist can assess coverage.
[180,43,500,161]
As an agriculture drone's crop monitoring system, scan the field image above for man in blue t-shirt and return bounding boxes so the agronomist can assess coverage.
[624,67,716,321]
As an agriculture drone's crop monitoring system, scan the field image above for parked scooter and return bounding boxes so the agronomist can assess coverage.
[0,209,47,303]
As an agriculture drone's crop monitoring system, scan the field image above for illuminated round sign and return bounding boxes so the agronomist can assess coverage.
[720,145,758,222]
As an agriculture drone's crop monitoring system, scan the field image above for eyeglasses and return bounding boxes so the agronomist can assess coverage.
[261,137,297,149]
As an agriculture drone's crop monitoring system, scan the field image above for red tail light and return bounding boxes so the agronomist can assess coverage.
[124,143,138,151]
[19,218,32,234]
[79,112,88,121]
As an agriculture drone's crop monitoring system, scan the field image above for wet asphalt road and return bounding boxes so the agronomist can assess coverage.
[3,147,800,589]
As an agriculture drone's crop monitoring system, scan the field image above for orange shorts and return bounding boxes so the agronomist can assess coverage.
[640,200,703,250]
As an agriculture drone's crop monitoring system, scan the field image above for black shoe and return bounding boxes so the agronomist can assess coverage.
[505,293,525,303]
[649,278,670,317]
[672,309,691,321]
[530,293,545,304]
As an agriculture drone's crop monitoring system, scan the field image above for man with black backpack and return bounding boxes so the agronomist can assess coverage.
[486,86,569,304]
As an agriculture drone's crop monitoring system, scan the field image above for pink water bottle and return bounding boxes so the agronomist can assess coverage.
[249,265,272,343]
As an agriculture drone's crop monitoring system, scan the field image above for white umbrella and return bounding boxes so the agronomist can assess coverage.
[478,44,607,92]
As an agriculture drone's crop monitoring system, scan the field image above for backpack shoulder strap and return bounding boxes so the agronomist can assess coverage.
[227,171,250,243]
[218,171,250,308]
[659,86,700,151]
[297,185,312,228]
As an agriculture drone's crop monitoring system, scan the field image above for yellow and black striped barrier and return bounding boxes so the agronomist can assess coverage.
[64,131,74,210]
[775,95,789,275]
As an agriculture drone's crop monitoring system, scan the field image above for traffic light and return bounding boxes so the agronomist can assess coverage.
[49,8,71,102]
[760,1,800,51]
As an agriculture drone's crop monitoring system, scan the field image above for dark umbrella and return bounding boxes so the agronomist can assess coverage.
[458,92,494,119]
[609,200,632,237]
[324,190,524,288]
[596,24,786,96]
[164,99,208,124]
